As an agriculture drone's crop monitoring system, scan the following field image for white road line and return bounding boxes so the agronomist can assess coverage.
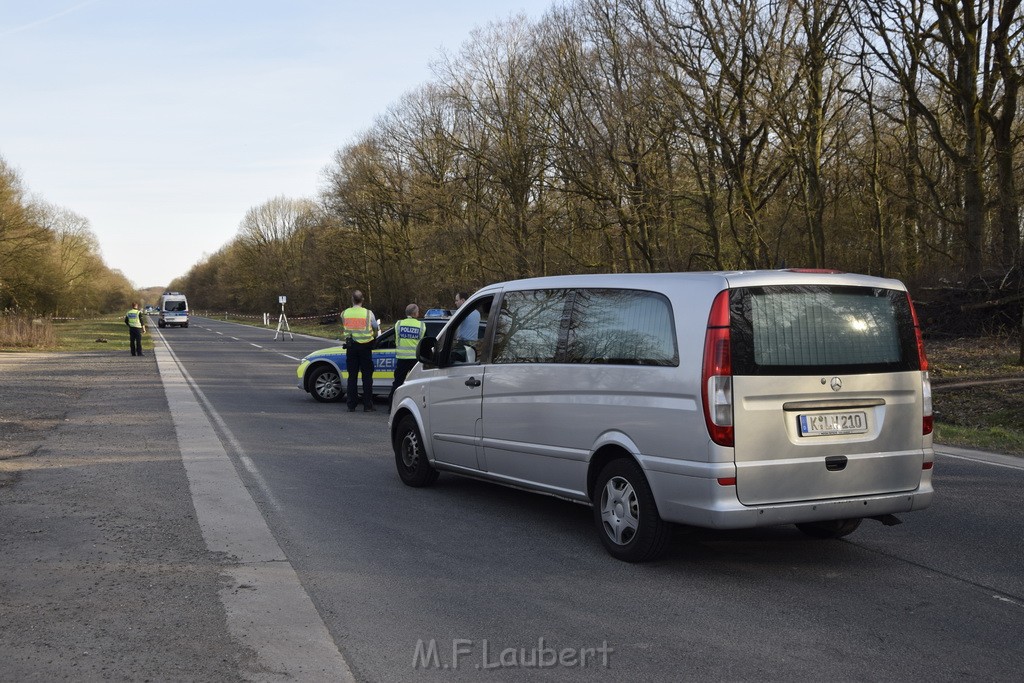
[281,354,302,361]
[250,343,263,349]
[151,329,354,682]
[993,594,1024,608]
[936,448,1024,471]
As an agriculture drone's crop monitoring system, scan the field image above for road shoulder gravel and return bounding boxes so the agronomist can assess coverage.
[0,352,251,681]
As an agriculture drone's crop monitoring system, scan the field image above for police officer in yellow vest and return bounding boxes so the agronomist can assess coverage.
[389,303,426,408]
[341,290,380,412]
[124,301,147,357]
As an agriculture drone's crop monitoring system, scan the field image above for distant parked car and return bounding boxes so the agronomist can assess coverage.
[296,317,449,403]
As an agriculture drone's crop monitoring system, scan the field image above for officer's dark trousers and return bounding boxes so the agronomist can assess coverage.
[129,327,143,356]
[389,358,417,407]
[346,341,375,409]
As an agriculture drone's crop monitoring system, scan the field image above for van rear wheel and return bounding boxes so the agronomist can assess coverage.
[394,415,438,487]
[795,518,862,539]
[593,459,671,562]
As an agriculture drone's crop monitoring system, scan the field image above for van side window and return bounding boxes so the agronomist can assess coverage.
[447,296,492,365]
[565,289,678,366]
[492,289,569,363]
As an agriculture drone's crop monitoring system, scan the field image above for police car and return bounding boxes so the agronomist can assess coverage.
[296,316,449,403]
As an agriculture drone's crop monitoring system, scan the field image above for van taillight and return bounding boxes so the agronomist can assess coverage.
[922,375,933,435]
[907,293,929,373]
[907,293,933,435]
[702,291,734,447]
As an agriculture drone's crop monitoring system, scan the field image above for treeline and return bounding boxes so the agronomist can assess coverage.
[173,0,1024,322]
[183,0,1021,324]
[0,157,136,315]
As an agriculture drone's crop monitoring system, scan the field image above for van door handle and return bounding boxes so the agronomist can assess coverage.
[465,377,481,387]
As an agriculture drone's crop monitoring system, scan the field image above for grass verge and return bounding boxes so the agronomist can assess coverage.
[0,317,155,353]
[933,423,1024,455]
[928,335,1024,456]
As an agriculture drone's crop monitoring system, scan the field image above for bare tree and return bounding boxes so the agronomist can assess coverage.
[853,0,1024,277]
[630,0,802,268]
[534,0,690,273]
[0,159,54,309]
[787,0,858,267]
[235,196,318,311]
[981,0,1024,270]
[435,15,554,280]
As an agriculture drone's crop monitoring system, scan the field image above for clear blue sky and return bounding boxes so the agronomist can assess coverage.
[1,0,554,289]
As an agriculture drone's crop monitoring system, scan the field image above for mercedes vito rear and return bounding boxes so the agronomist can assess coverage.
[390,270,933,562]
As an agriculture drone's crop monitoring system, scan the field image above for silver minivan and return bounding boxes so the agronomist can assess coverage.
[389,271,934,561]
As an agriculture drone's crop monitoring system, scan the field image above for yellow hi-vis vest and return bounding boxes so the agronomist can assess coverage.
[125,308,143,328]
[395,318,426,360]
[342,306,375,343]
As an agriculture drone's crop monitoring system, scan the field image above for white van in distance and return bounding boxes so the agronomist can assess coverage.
[389,270,934,562]
[158,292,189,328]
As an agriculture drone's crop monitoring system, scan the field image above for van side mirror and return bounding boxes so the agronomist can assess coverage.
[417,337,437,367]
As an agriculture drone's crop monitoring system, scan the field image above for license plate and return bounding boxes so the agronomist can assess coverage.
[798,411,868,437]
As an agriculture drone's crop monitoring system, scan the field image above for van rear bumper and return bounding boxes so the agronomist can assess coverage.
[644,463,934,530]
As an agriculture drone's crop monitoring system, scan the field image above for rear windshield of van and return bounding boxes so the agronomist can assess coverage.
[164,300,187,312]
[729,286,919,375]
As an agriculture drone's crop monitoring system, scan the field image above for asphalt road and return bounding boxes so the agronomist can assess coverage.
[145,316,1024,681]
[2,318,1021,681]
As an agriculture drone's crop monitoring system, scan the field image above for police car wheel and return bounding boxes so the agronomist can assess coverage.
[308,365,343,403]
[394,415,438,487]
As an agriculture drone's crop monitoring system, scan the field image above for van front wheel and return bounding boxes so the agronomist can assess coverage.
[394,415,438,487]
[795,518,862,539]
[593,459,671,562]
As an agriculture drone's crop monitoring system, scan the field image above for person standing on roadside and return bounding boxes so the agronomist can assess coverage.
[341,290,380,412]
[389,303,426,408]
[124,301,147,357]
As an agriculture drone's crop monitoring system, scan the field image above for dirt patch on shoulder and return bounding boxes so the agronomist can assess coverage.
[0,352,249,681]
